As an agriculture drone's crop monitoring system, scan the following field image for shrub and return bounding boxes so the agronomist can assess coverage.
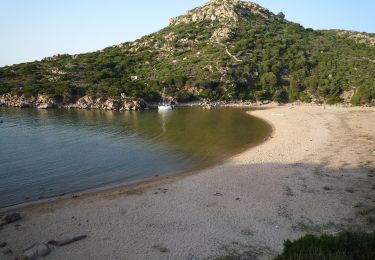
[298,92,312,103]
[254,90,272,102]
[326,95,344,105]
[351,86,372,106]
[275,232,375,260]
[273,89,289,103]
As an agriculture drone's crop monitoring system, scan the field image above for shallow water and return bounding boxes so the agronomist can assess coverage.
[0,107,271,208]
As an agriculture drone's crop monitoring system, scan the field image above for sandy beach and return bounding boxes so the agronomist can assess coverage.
[1,104,375,260]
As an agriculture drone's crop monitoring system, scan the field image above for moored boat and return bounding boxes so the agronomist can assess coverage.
[158,87,173,110]
[37,103,53,109]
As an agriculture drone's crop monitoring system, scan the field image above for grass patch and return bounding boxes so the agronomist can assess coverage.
[356,206,375,216]
[275,232,375,260]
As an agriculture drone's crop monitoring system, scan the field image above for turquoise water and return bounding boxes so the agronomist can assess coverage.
[0,107,271,208]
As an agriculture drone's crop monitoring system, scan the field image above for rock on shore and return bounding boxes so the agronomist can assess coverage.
[0,94,147,111]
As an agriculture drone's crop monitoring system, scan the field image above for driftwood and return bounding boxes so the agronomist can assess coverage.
[48,235,87,247]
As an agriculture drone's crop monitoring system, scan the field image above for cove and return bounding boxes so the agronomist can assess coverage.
[0,107,271,208]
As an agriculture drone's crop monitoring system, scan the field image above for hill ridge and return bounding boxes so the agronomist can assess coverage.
[0,0,374,107]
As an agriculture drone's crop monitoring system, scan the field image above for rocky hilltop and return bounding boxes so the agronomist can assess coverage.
[0,0,374,107]
[169,0,273,26]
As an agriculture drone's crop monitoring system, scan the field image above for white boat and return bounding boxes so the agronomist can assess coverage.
[158,105,173,110]
[158,88,173,110]
[37,103,52,109]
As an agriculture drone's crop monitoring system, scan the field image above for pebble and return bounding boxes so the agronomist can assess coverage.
[152,245,169,253]
[0,242,7,248]
[241,229,254,236]
[157,188,168,194]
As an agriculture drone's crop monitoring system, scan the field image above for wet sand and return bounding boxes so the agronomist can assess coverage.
[1,104,374,259]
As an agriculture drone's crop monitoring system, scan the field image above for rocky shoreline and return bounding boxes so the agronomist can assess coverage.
[1,93,361,112]
[0,94,147,111]
[0,93,275,111]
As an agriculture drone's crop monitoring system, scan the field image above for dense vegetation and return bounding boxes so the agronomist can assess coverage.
[275,232,375,260]
[1,1,374,105]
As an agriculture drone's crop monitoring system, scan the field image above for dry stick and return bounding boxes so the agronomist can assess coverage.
[48,235,87,247]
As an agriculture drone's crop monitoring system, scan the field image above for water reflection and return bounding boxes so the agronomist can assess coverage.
[158,110,172,134]
[0,107,271,208]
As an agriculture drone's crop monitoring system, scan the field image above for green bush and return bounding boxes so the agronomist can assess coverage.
[351,86,373,106]
[273,89,289,103]
[275,232,375,260]
[298,92,312,103]
[326,95,344,105]
[254,90,272,102]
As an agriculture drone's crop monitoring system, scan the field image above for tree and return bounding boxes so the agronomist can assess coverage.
[273,89,289,103]
[277,12,285,20]
[260,72,277,91]
[254,90,272,102]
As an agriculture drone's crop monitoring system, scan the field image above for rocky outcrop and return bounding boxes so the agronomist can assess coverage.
[0,94,31,108]
[73,95,108,109]
[0,94,57,108]
[210,27,233,42]
[0,94,147,111]
[70,96,146,111]
[121,99,147,111]
[340,88,356,104]
[169,0,273,26]
[336,30,375,47]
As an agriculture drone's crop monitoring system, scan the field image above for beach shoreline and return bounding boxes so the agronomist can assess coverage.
[0,107,272,212]
[1,104,374,260]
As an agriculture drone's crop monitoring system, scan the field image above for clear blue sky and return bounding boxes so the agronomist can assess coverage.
[1,0,374,67]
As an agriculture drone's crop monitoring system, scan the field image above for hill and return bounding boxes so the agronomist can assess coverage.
[1,0,374,108]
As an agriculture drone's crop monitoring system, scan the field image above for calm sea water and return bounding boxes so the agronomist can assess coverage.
[0,107,270,208]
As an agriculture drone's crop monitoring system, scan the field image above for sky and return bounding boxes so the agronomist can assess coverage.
[0,0,374,67]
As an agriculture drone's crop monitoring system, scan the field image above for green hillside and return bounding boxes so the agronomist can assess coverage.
[1,0,374,105]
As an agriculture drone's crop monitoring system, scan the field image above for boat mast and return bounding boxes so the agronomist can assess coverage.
[162,87,166,105]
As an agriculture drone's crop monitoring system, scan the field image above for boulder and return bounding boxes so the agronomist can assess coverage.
[16,243,50,260]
